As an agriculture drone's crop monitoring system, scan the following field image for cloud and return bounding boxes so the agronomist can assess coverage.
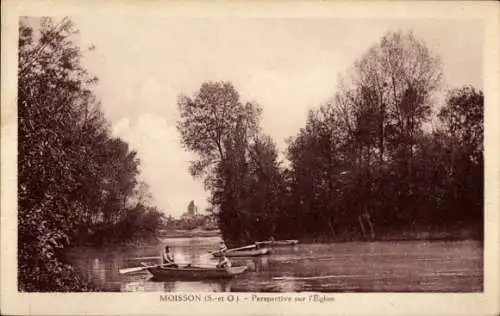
[238,65,340,151]
[113,114,208,217]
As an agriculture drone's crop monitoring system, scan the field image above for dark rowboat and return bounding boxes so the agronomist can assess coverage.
[256,239,299,247]
[143,263,248,281]
[212,247,270,258]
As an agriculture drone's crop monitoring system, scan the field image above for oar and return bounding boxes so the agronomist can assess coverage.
[177,263,219,269]
[119,262,176,274]
[209,243,257,255]
[273,275,337,281]
[129,253,215,261]
[126,256,161,261]
[255,241,270,246]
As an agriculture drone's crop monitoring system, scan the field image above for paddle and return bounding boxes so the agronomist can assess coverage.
[209,243,257,255]
[255,241,271,246]
[126,256,162,261]
[119,262,177,274]
[273,275,337,281]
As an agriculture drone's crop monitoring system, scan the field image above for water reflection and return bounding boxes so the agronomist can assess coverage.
[69,238,483,292]
[92,258,106,285]
[233,257,270,272]
[121,279,233,292]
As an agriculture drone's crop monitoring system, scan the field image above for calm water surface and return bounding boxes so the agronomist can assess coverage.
[68,237,482,292]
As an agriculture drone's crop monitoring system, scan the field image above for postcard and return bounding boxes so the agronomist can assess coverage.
[1,0,499,315]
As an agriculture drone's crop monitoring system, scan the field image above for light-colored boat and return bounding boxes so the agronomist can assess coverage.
[212,247,271,257]
[256,239,299,247]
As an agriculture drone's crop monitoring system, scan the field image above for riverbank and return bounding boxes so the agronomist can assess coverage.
[158,228,221,238]
[73,224,481,250]
[297,224,483,244]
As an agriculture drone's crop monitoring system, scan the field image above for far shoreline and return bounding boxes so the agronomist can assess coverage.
[157,226,482,244]
[158,228,222,239]
[71,227,482,251]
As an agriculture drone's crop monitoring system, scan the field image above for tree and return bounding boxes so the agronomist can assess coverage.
[246,135,284,239]
[286,105,356,239]
[437,86,484,228]
[133,181,153,206]
[439,86,483,166]
[177,81,260,185]
[18,17,162,291]
[177,81,266,246]
[285,30,447,241]
[336,30,443,235]
[18,17,100,291]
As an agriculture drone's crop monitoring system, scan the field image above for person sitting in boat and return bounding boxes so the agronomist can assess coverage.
[219,241,228,253]
[162,246,176,266]
[216,252,232,269]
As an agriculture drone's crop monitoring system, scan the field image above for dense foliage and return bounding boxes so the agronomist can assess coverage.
[178,31,483,246]
[18,18,164,291]
[177,82,282,247]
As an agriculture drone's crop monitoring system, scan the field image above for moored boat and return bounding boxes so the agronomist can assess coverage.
[143,263,248,281]
[212,247,271,258]
[256,239,299,247]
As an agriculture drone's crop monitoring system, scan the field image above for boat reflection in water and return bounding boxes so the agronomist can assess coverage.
[91,258,106,285]
[121,279,232,292]
[234,256,270,272]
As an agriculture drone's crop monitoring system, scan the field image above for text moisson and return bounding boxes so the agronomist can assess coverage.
[160,294,202,302]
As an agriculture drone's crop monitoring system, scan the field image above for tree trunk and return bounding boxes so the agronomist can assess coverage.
[358,215,367,239]
[328,218,335,237]
[364,212,375,240]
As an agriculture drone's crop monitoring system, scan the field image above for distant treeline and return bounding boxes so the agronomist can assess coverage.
[18,18,164,291]
[164,215,217,231]
[177,31,483,247]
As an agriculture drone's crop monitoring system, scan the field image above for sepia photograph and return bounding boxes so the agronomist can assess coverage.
[2,1,499,315]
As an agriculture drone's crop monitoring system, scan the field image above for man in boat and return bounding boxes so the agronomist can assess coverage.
[218,241,228,252]
[162,246,177,267]
[216,251,232,269]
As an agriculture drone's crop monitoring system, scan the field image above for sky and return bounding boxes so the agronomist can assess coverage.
[70,17,483,218]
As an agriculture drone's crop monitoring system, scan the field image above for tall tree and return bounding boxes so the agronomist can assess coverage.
[439,86,483,166]
[177,81,262,246]
[18,17,163,291]
[246,135,284,239]
[336,30,443,234]
[177,81,261,187]
[18,17,100,291]
[438,86,484,227]
[285,30,445,241]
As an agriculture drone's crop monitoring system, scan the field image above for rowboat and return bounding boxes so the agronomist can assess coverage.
[212,247,270,257]
[142,263,248,280]
[256,239,299,247]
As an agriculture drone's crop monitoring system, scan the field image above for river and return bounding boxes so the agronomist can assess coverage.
[68,237,482,292]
